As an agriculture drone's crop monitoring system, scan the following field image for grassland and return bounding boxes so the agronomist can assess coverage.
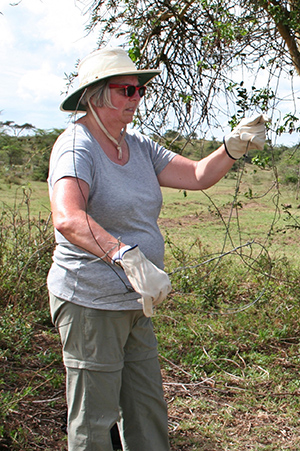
[1,165,300,450]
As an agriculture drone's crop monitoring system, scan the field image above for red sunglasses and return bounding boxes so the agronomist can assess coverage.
[109,84,147,98]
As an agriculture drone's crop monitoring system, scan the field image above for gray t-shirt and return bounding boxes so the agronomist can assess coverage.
[47,123,176,310]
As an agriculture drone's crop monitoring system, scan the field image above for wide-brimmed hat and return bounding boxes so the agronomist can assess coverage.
[60,47,161,112]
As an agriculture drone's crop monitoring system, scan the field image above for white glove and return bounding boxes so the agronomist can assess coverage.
[113,245,172,317]
[224,113,270,159]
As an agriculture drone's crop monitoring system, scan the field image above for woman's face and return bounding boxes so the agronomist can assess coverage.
[97,75,143,128]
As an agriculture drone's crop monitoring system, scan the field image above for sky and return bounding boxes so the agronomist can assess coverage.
[0,0,300,146]
[0,0,98,131]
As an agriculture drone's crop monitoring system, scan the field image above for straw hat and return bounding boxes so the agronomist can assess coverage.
[60,47,161,112]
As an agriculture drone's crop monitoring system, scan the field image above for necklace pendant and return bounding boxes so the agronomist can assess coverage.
[117,145,122,160]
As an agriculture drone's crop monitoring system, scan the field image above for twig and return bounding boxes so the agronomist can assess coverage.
[159,354,193,378]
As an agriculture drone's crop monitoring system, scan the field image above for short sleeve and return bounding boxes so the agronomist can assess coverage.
[48,125,95,198]
[127,129,177,175]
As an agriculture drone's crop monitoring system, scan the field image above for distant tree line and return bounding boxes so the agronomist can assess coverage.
[0,121,299,186]
[0,121,63,184]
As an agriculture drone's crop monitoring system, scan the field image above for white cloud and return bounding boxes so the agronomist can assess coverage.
[21,0,95,55]
[0,11,15,52]
[17,62,66,103]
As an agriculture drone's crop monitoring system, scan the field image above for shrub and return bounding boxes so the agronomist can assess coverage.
[0,187,54,310]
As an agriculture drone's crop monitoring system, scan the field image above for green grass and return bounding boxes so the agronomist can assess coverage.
[160,166,300,267]
[0,179,51,217]
[2,167,300,449]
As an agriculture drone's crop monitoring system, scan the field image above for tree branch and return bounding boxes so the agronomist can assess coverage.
[259,0,300,75]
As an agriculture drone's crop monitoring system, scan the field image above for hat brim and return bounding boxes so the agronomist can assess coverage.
[60,69,161,112]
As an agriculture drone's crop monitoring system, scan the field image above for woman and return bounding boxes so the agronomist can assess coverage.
[48,47,268,451]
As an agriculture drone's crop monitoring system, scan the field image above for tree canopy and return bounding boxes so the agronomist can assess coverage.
[80,0,300,140]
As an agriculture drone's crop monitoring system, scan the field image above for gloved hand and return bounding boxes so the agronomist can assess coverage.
[224,113,270,160]
[112,245,172,317]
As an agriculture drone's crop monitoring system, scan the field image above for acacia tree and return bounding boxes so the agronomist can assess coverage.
[79,0,300,141]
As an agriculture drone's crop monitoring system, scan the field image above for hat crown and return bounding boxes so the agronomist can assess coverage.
[60,46,161,112]
[78,48,137,87]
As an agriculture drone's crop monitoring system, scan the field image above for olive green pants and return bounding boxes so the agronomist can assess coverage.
[49,293,170,451]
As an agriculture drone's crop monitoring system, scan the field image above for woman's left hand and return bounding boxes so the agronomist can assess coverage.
[114,245,172,316]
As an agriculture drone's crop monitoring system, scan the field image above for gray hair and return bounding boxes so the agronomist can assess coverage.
[80,79,117,109]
